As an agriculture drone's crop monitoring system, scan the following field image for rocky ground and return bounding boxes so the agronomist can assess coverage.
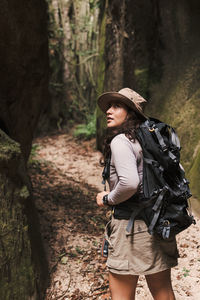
[29,132,200,300]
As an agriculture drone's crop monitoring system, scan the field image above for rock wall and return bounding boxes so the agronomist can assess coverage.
[0,130,48,299]
[96,0,200,207]
[96,0,156,148]
[146,0,200,204]
[0,0,49,161]
[0,1,49,298]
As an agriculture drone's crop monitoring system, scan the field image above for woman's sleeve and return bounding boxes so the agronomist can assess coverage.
[108,135,139,205]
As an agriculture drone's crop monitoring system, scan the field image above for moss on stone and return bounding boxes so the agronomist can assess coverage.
[146,56,200,202]
[0,130,21,163]
[19,185,30,200]
[189,149,200,199]
[0,131,37,299]
[134,68,149,98]
[0,182,35,299]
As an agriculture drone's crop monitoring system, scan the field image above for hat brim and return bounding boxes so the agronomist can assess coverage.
[97,92,147,120]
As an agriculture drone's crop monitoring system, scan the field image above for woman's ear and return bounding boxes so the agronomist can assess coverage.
[126,111,131,120]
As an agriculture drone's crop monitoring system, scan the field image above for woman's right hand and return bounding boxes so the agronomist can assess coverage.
[96,191,109,207]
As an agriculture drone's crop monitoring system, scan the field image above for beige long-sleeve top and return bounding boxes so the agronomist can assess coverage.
[107,134,143,206]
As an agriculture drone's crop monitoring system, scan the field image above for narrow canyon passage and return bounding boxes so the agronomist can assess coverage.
[29,132,200,300]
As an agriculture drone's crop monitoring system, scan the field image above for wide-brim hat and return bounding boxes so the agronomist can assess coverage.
[97,87,148,120]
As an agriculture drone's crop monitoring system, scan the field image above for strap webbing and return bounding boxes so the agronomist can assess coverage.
[154,127,168,151]
[102,157,111,190]
[126,207,143,234]
[148,188,168,234]
[168,151,177,162]
[144,158,159,167]
[152,188,167,211]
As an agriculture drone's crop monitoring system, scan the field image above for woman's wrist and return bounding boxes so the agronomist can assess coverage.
[96,191,109,207]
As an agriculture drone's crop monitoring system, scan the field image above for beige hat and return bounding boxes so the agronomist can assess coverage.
[97,87,147,120]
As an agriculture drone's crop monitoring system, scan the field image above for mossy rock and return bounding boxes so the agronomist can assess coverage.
[0,129,47,299]
[146,51,200,213]
[189,148,200,204]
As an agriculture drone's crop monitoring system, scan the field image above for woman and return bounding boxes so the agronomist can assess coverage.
[96,88,178,300]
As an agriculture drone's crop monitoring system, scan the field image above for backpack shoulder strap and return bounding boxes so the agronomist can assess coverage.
[102,155,111,191]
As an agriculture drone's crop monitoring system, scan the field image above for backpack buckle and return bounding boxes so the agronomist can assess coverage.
[149,127,155,132]
[162,221,170,239]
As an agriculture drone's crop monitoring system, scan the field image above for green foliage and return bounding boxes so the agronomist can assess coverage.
[60,256,68,265]
[19,185,30,200]
[28,144,40,166]
[182,267,190,277]
[73,114,96,140]
[92,240,98,247]
[75,246,84,255]
[30,144,39,158]
[45,0,101,128]
[64,0,100,122]
[69,251,78,258]
[89,0,101,10]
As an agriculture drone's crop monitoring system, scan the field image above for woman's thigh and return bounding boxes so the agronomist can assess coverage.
[109,272,139,300]
[145,269,176,300]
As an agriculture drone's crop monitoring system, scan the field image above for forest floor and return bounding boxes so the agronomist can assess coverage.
[29,131,200,300]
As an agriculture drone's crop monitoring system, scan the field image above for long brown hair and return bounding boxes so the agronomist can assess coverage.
[100,109,144,166]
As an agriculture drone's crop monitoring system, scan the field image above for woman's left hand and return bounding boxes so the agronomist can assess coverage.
[96,191,109,207]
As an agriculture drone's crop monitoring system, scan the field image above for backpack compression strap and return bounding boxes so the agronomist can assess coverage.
[125,206,143,235]
[154,127,168,152]
[148,186,169,235]
[149,121,180,163]
[102,156,111,191]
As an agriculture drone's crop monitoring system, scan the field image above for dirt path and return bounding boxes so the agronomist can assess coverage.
[29,132,200,300]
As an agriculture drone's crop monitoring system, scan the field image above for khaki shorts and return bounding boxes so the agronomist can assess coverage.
[104,218,179,275]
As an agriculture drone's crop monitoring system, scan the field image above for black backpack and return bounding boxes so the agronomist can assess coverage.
[103,118,196,239]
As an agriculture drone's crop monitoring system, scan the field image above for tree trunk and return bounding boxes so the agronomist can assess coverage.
[96,0,127,150]
[40,0,100,131]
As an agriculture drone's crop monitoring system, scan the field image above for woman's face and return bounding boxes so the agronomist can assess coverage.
[106,102,129,128]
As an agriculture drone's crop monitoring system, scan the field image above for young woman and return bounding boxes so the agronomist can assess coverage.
[96,88,178,300]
